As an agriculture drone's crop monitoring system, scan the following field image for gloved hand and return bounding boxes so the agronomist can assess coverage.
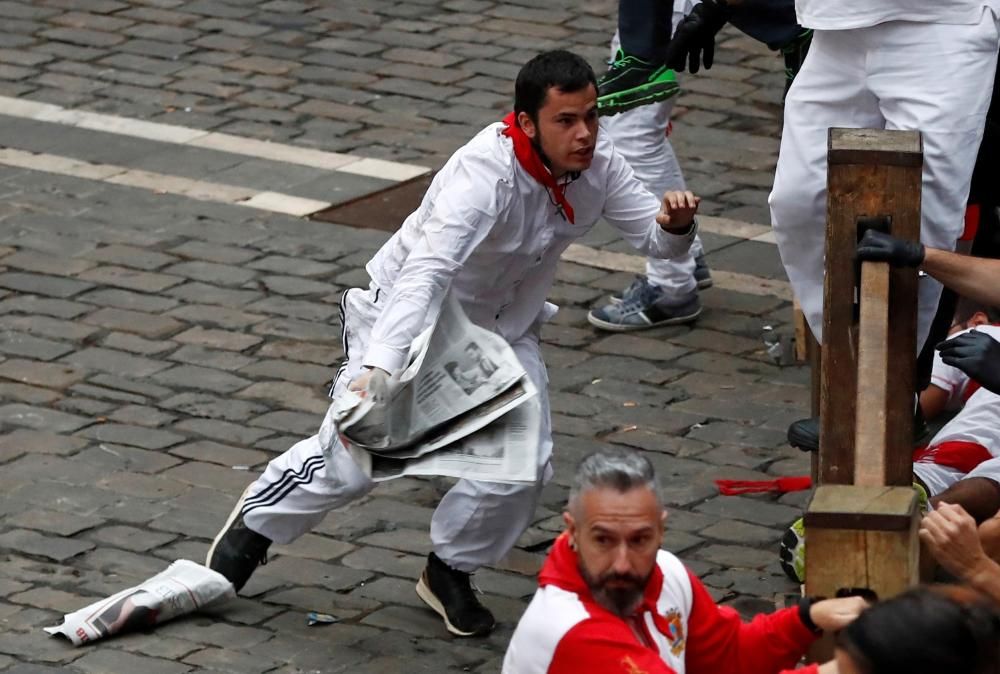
[936,330,1000,395]
[664,0,731,74]
[856,229,925,267]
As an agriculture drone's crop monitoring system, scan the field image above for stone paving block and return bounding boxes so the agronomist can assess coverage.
[249,409,318,435]
[173,417,273,446]
[161,260,258,286]
[700,519,782,545]
[235,381,329,414]
[0,629,82,664]
[72,649,192,674]
[166,280,265,308]
[167,304,267,330]
[76,443,181,474]
[167,344,253,371]
[153,364,253,394]
[160,391,269,421]
[695,495,801,527]
[686,420,787,448]
[168,240,260,265]
[0,314,98,344]
[76,265,183,292]
[87,524,178,552]
[1,250,97,276]
[7,509,104,537]
[0,529,95,562]
[240,356,342,384]
[111,633,203,661]
[361,604,447,638]
[588,334,690,362]
[0,295,90,319]
[357,528,433,556]
[76,287,180,314]
[80,422,184,450]
[0,404,91,433]
[89,373,173,400]
[0,271,93,298]
[341,545,425,579]
[172,325,263,351]
[107,403,177,427]
[8,587,101,614]
[79,243,179,271]
[168,440,267,468]
[0,382,61,406]
[98,470,190,499]
[147,506,222,539]
[693,544,775,569]
[244,295,339,323]
[161,460,257,492]
[80,306,184,337]
[257,555,374,592]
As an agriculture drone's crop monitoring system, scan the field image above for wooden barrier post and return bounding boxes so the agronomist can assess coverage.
[817,128,922,486]
[806,128,923,661]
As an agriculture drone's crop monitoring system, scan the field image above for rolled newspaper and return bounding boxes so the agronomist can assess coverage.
[44,559,235,646]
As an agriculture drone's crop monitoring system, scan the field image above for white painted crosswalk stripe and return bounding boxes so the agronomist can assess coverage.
[0,95,430,181]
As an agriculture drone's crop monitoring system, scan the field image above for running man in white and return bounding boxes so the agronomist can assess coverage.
[205,50,702,638]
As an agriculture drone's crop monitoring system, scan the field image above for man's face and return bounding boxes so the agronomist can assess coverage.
[517,84,599,177]
[564,486,666,617]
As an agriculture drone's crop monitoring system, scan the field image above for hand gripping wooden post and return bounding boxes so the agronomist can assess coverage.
[805,128,923,660]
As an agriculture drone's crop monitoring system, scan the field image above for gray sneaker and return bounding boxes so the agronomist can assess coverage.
[588,279,701,331]
[694,254,713,289]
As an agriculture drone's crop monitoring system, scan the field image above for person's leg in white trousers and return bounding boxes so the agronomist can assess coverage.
[242,286,552,573]
[770,13,1000,349]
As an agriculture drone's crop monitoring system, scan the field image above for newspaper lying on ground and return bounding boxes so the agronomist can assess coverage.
[335,294,540,484]
[44,560,234,646]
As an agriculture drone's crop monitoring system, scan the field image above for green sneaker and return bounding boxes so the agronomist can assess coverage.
[914,481,930,515]
[779,517,806,584]
[597,49,680,117]
[778,483,928,585]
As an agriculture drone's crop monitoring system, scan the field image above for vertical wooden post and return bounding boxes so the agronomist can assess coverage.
[819,128,922,486]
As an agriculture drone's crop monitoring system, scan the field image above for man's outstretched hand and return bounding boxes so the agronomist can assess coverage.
[657,190,700,233]
[937,330,1000,395]
[856,229,925,267]
[664,0,731,74]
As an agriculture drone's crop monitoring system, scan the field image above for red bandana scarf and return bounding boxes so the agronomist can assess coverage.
[501,112,575,224]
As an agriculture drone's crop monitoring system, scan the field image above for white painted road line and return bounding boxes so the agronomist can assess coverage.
[0,146,336,218]
[0,95,431,182]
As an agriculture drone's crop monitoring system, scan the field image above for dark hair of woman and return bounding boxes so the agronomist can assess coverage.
[837,585,1000,674]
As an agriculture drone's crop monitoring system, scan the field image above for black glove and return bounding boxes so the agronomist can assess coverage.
[936,330,1000,395]
[856,229,925,267]
[664,0,731,74]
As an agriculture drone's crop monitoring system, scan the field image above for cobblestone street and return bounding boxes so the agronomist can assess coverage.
[0,1,811,672]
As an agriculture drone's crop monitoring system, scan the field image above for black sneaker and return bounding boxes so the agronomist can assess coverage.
[415,552,495,637]
[597,49,679,116]
[206,487,271,593]
[787,407,929,453]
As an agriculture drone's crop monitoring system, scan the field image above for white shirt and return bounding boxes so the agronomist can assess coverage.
[927,325,1000,457]
[361,122,695,373]
[795,0,998,30]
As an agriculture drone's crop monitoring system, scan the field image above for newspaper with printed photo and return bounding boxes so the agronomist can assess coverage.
[335,294,531,452]
[333,294,540,484]
[44,560,234,646]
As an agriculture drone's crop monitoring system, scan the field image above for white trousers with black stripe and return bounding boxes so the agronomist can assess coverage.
[242,285,553,573]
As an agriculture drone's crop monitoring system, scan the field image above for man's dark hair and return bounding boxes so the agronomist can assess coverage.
[514,50,597,121]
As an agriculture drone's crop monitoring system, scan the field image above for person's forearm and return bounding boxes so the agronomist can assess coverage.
[968,559,1000,606]
[922,248,1000,307]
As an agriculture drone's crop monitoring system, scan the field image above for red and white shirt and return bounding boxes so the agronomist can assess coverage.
[502,533,818,674]
[914,325,1000,495]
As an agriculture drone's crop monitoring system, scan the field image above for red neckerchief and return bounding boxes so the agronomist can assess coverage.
[539,533,673,639]
[501,112,575,224]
